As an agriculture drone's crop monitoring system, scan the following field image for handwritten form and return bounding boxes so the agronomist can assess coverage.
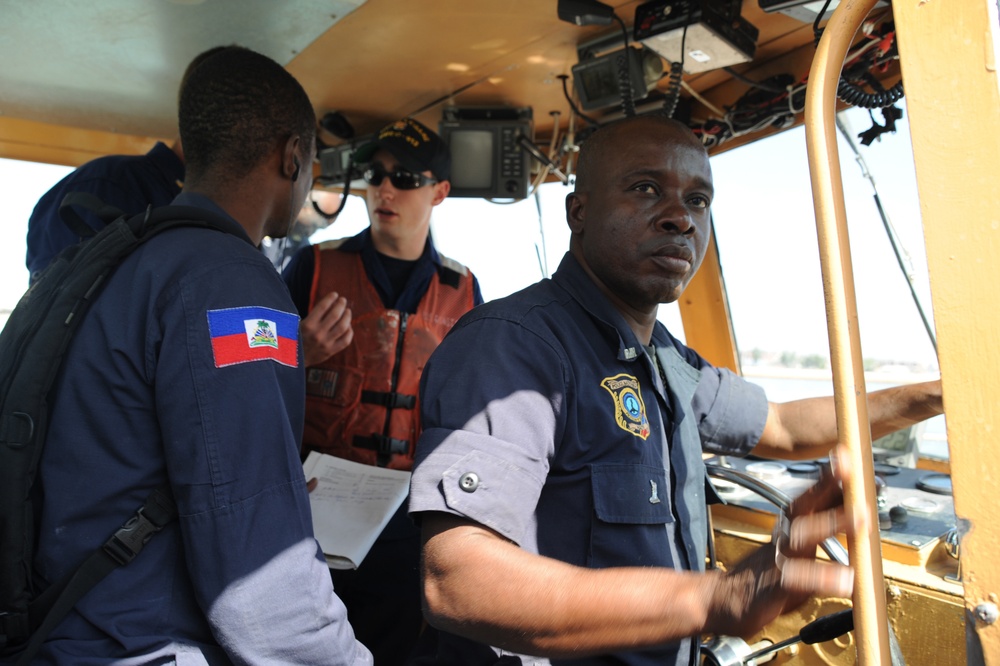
[303,451,411,569]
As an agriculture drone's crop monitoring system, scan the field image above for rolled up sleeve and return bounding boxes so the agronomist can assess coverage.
[410,317,563,547]
[411,431,548,546]
[693,366,768,456]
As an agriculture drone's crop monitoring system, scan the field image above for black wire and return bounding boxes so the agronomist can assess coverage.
[813,0,835,43]
[612,14,637,117]
[613,13,630,49]
[837,33,905,108]
[679,21,688,74]
[312,193,348,220]
[407,73,499,118]
[723,66,787,94]
[311,167,352,221]
[660,21,687,118]
[837,78,904,108]
[558,75,601,126]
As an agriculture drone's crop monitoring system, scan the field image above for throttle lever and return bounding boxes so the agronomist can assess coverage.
[742,609,854,663]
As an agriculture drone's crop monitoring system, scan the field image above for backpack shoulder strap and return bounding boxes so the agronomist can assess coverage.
[12,486,176,666]
[58,191,126,238]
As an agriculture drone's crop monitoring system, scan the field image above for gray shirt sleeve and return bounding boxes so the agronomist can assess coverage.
[410,319,563,547]
[693,365,769,456]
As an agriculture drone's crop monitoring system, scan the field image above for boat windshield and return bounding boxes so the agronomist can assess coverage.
[711,102,946,460]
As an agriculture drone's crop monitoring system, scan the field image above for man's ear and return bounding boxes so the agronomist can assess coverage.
[430,180,451,206]
[282,135,301,181]
[566,191,586,234]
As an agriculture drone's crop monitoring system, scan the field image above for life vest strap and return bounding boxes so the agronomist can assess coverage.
[353,434,409,456]
[360,390,416,410]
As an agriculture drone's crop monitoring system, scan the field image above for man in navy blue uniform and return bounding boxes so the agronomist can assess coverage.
[25,140,182,283]
[24,47,225,284]
[27,46,371,664]
[409,116,944,665]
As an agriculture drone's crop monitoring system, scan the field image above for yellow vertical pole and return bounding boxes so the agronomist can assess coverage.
[679,233,740,373]
[892,0,1000,662]
[803,0,889,663]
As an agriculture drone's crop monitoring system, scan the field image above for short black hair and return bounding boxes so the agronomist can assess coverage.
[179,46,316,184]
[176,45,231,110]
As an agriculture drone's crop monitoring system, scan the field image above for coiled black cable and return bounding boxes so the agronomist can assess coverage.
[617,51,637,118]
[660,12,688,118]
[815,0,905,109]
[837,77,904,108]
[661,61,683,119]
[612,14,637,118]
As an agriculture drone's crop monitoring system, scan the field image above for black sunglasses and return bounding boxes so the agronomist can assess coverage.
[362,164,438,190]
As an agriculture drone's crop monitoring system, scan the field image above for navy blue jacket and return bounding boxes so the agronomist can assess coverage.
[26,142,184,282]
[27,193,371,665]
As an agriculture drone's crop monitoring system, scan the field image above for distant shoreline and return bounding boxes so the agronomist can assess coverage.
[742,365,939,385]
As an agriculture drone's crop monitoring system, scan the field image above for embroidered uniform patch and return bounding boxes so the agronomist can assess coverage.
[207,306,299,368]
[600,373,650,440]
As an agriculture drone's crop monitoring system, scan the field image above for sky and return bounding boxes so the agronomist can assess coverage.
[710,105,937,368]
[0,103,937,372]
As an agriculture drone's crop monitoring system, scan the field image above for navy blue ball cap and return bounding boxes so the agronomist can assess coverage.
[354,118,451,182]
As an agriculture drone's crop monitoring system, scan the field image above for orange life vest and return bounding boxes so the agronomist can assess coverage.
[302,241,476,469]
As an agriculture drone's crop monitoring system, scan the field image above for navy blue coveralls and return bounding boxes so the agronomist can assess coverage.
[410,252,768,666]
[26,193,370,665]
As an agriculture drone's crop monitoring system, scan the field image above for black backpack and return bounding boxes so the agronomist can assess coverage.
[0,197,236,663]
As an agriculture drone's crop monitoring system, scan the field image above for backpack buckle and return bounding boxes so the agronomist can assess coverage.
[102,507,167,566]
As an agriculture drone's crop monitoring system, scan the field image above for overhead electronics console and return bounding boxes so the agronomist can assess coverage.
[439,107,533,200]
[633,0,759,74]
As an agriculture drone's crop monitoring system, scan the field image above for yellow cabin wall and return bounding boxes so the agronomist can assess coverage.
[0,117,165,168]
[893,0,1000,662]
[678,233,740,373]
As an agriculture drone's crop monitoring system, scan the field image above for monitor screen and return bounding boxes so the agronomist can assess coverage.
[447,129,494,190]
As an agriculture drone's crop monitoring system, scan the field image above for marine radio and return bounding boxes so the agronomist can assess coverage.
[439,107,533,200]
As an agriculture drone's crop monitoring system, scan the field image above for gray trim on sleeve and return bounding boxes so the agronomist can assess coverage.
[410,429,549,547]
[696,368,768,455]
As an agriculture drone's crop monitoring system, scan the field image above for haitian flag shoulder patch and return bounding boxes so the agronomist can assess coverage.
[206,306,299,368]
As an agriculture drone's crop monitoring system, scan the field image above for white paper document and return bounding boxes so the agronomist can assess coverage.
[302,451,411,569]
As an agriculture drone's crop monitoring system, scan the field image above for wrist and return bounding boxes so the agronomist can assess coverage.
[700,568,735,637]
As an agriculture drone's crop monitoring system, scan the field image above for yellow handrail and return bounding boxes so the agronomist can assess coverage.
[803,0,888,664]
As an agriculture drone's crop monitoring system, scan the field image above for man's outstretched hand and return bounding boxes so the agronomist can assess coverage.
[705,445,862,639]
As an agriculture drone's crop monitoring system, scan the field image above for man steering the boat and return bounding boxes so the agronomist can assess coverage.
[407,116,943,665]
